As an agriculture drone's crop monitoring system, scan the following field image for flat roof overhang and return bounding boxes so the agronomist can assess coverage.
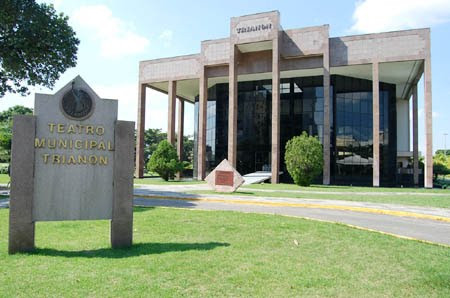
[146,59,423,102]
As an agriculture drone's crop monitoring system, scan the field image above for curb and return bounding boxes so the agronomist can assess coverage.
[134,194,450,223]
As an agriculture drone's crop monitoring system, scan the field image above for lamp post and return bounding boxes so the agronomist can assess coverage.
[444,133,448,156]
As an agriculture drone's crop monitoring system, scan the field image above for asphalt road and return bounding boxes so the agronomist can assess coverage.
[134,194,450,246]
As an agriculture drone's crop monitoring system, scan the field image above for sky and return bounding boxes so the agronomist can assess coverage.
[1,0,450,154]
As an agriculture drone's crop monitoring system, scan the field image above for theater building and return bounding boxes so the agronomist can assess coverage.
[136,11,433,187]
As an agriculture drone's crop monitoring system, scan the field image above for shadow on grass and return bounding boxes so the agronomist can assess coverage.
[31,242,230,259]
[234,191,256,195]
[134,197,197,208]
[309,185,353,190]
[133,207,155,212]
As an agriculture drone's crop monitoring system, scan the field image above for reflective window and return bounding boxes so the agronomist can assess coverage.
[193,74,396,186]
[331,75,396,186]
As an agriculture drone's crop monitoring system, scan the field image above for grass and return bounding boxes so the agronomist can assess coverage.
[0,174,204,186]
[1,207,449,297]
[0,174,9,184]
[134,177,205,185]
[189,188,450,209]
[244,183,450,193]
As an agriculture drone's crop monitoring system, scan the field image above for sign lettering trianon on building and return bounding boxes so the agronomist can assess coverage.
[231,14,277,44]
[236,23,272,34]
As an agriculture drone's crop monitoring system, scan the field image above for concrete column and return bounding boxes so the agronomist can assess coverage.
[372,61,380,187]
[135,83,146,178]
[176,98,184,179]
[322,42,331,185]
[167,80,176,145]
[271,38,280,184]
[9,115,36,254]
[111,120,134,249]
[197,67,207,180]
[412,85,419,186]
[424,58,433,188]
[228,45,238,167]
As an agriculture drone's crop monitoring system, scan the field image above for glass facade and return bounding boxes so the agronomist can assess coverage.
[194,75,397,186]
[331,76,396,185]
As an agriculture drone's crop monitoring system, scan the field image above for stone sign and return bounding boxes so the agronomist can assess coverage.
[205,159,244,193]
[215,170,234,187]
[8,76,135,254]
[230,11,279,44]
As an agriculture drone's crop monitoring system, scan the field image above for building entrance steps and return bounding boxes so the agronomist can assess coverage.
[243,171,272,185]
[242,171,283,185]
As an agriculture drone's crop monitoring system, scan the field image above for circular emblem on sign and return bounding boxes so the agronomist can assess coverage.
[61,86,94,120]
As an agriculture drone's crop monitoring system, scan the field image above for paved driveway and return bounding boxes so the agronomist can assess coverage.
[134,185,450,246]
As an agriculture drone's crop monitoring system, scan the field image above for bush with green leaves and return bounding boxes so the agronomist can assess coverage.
[0,106,33,162]
[0,164,9,175]
[285,132,323,186]
[433,153,450,180]
[146,140,183,181]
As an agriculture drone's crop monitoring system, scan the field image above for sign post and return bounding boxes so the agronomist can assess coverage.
[8,76,134,254]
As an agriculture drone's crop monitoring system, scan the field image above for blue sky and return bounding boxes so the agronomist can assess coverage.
[1,0,449,154]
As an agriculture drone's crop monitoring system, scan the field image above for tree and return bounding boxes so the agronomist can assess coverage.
[142,128,194,167]
[433,153,450,180]
[0,0,79,97]
[285,132,323,186]
[435,149,450,156]
[147,140,183,181]
[143,128,167,165]
[0,105,33,162]
[181,135,194,165]
[0,105,33,122]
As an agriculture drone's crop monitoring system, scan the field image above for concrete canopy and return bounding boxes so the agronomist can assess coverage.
[331,60,423,100]
[147,59,422,103]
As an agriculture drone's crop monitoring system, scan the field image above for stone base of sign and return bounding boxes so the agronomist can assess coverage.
[8,115,36,254]
[111,218,133,248]
[111,120,134,248]
[205,159,244,192]
[8,222,35,254]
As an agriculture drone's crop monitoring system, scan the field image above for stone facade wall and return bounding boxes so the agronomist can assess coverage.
[202,38,230,65]
[139,54,200,83]
[281,26,328,57]
[330,29,428,66]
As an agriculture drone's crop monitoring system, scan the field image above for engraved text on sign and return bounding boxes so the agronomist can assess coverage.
[215,170,234,186]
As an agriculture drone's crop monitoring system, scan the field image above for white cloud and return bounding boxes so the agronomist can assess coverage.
[71,5,149,58]
[351,0,450,33]
[158,29,173,47]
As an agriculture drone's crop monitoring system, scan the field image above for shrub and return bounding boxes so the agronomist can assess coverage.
[433,153,450,180]
[285,131,323,186]
[0,164,8,174]
[146,140,183,181]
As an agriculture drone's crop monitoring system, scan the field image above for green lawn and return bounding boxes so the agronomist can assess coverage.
[134,177,205,185]
[244,183,450,193]
[0,174,9,184]
[189,188,450,209]
[1,208,449,297]
[0,174,204,186]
